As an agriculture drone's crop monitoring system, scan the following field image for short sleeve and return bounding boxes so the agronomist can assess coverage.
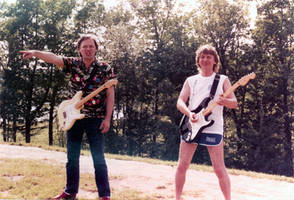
[62,57,74,73]
[103,62,115,80]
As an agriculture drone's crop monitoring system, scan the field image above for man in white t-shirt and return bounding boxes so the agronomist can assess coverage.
[175,44,238,200]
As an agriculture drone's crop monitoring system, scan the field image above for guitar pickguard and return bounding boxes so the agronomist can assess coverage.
[57,79,118,132]
[57,91,85,131]
[180,109,214,143]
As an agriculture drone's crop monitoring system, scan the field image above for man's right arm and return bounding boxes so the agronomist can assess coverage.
[19,50,64,69]
[177,80,198,123]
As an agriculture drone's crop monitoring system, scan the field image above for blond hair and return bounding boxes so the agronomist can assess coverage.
[195,44,220,73]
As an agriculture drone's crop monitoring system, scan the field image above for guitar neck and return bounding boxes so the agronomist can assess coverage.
[202,81,240,116]
[75,85,107,109]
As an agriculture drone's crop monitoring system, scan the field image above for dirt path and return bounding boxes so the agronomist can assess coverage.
[0,144,293,200]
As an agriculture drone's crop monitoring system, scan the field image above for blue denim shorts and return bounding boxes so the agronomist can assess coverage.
[181,132,223,146]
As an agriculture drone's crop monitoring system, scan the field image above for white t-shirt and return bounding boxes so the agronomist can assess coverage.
[185,73,227,135]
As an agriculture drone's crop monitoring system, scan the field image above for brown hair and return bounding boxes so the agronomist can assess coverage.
[77,34,98,50]
[195,44,220,73]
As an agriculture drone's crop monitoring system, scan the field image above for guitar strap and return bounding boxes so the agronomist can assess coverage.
[210,74,220,98]
[82,62,99,92]
[208,73,220,104]
[179,74,220,137]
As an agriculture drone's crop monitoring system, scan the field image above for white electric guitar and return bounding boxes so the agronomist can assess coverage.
[179,72,256,142]
[57,79,118,131]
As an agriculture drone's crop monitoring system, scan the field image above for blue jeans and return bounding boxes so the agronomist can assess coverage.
[65,118,110,197]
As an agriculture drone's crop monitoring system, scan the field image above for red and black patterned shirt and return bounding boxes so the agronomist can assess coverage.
[63,57,114,118]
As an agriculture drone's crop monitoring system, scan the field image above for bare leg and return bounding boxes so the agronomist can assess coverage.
[207,142,231,200]
[175,141,197,200]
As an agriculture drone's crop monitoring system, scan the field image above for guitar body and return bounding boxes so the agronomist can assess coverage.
[57,79,118,132]
[179,109,214,143]
[57,91,85,131]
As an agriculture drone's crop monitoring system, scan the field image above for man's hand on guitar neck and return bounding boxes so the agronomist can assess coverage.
[215,78,238,109]
[216,94,238,109]
[216,94,227,106]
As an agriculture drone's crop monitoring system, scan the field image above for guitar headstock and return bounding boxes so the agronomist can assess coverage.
[104,79,118,88]
[238,72,256,86]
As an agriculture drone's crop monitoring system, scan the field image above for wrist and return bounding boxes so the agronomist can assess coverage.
[104,115,111,121]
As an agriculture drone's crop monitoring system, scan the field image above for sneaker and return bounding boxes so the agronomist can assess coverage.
[52,191,76,200]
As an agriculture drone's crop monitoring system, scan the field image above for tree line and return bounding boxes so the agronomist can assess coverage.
[0,0,293,177]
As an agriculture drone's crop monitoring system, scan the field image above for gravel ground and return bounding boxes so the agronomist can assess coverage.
[0,144,293,200]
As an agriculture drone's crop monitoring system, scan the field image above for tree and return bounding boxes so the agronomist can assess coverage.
[74,0,105,33]
[0,0,76,143]
[41,0,76,145]
[249,0,294,176]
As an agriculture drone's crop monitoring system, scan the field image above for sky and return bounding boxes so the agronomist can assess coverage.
[103,0,257,17]
[1,0,257,26]
[2,0,256,12]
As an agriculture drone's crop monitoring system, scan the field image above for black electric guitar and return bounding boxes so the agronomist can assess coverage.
[179,72,256,142]
[57,79,118,131]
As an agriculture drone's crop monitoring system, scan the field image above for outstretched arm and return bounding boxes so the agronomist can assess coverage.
[19,50,64,69]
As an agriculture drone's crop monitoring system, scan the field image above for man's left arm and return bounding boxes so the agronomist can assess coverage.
[217,78,238,109]
[100,86,115,134]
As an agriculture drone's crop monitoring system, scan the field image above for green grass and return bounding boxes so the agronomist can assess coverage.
[0,158,157,200]
[0,158,65,199]
[2,139,294,184]
[1,126,294,188]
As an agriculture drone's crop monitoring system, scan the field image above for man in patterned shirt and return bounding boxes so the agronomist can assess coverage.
[20,34,114,200]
